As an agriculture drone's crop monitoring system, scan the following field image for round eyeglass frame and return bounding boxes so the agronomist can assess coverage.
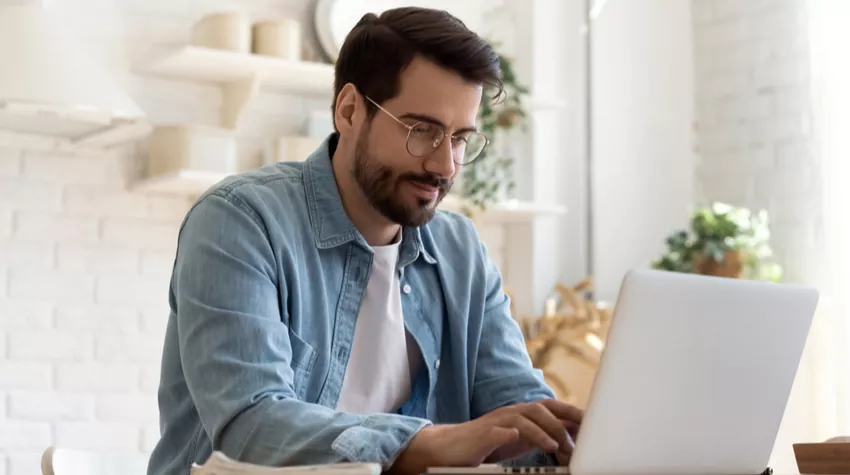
[365,96,489,166]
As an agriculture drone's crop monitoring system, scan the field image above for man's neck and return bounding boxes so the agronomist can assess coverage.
[331,147,401,247]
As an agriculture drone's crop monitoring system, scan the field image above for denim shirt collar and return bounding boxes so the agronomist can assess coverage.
[302,133,437,266]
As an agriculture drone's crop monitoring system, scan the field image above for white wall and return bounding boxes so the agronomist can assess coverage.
[528,0,587,313]
[550,0,592,292]
[589,0,696,300]
[692,0,819,472]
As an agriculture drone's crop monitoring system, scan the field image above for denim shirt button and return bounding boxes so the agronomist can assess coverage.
[402,284,412,294]
[434,358,440,369]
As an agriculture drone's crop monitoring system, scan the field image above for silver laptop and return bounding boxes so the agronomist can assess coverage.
[568,269,818,475]
[429,269,819,475]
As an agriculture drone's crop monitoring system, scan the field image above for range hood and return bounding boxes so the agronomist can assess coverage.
[0,2,150,150]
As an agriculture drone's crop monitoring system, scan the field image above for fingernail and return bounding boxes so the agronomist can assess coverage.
[565,431,576,449]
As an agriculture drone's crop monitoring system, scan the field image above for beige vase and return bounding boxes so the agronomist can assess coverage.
[191,11,251,53]
[252,19,301,60]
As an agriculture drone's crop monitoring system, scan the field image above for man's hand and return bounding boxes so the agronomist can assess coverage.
[480,399,581,464]
[390,399,582,475]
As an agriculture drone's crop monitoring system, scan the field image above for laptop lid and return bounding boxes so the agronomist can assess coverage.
[568,269,819,475]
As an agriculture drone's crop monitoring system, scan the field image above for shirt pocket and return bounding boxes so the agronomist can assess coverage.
[288,330,318,400]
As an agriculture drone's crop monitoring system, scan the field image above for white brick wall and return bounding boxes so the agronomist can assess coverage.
[8,392,95,421]
[693,0,818,284]
[0,156,186,471]
[0,363,53,391]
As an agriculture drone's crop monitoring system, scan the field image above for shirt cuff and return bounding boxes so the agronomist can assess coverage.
[331,414,432,470]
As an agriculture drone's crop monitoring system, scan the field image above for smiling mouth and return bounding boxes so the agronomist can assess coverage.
[406,180,441,200]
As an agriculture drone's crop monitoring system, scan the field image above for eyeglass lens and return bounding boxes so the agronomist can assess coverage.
[406,123,487,165]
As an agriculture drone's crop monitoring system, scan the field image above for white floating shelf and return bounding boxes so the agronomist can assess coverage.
[0,123,152,156]
[0,104,152,154]
[138,46,334,96]
[137,46,334,128]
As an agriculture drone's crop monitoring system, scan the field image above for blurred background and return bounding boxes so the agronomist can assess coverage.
[0,0,848,474]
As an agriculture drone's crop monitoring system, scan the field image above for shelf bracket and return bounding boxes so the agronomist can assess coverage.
[221,73,262,129]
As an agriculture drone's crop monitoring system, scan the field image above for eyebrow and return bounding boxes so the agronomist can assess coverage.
[399,113,478,134]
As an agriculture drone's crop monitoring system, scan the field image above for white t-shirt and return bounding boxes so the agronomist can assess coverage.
[336,236,420,414]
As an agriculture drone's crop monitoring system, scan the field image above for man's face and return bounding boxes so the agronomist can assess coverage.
[351,56,483,227]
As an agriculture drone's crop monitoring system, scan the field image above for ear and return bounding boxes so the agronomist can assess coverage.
[334,83,361,135]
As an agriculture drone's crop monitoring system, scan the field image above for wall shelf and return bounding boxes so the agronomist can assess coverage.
[135,46,569,130]
[138,46,334,96]
[0,123,152,156]
[136,46,335,128]
[0,104,152,155]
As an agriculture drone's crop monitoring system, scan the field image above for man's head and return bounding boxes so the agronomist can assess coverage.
[331,7,501,227]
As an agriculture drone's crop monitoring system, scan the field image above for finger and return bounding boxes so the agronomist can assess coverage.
[564,429,576,451]
[563,419,580,435]
[476,426,521,461]
[519,403,571,453]
[484,426,520,448]
[540,399,584,423]
[564,424,579,442]
[562,419,580,443]
[500,413,560,453]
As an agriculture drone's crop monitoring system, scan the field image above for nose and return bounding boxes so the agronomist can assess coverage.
[423,136,457,178]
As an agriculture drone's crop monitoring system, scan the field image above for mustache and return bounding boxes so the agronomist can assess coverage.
[400,173,451,190]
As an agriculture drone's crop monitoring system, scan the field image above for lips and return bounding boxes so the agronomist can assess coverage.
[406,180,440,200]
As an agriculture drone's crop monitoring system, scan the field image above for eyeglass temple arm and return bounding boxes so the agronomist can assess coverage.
[365,96,413,131]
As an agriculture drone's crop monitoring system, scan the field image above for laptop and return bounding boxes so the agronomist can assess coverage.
[429,269,819,475]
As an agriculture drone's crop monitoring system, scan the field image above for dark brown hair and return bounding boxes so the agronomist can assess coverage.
[331,7,502,130]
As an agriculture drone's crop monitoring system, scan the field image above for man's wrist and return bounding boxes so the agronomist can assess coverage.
[389,425,442,475]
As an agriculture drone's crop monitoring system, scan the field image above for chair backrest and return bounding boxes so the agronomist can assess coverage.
[41,447,150,475]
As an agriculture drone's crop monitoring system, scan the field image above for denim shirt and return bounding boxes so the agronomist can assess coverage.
[147,134,557,475]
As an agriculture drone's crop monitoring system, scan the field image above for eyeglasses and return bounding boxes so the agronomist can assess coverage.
[365,96,489,166]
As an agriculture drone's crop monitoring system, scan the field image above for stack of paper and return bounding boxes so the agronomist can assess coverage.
[191,452,383,475]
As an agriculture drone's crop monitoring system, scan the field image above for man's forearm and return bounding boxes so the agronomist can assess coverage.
[217,396,430,469]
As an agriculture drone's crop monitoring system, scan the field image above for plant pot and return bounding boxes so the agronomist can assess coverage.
[694,249,744,279]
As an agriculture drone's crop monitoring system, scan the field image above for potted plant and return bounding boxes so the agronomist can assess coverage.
[651,202,783,282]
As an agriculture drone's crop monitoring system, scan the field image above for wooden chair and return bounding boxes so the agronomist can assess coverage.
[41,446,150,475]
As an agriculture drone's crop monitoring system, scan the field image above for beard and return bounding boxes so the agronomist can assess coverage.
[352,128,452,227]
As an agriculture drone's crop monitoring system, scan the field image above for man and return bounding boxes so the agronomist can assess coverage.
[148,7,582,475]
